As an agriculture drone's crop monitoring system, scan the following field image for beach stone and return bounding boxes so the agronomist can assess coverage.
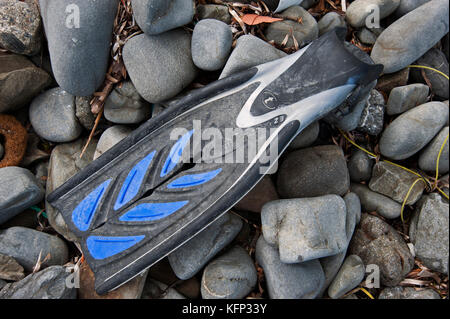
[328,255,365,299]
[357,28,378,45]
[104,81,151,124]
[443,33,449,61]
[75,96,95,130]
[370,0,449,73]
[301,0,320,9]
[192,19,232,71]
[379,102,449,160]
[0,254,25,281]
[395,0,431,17]
[379,286,441,299]
[288,121,319,150]
[39,0,119,96]
[387,84,429,115]
[142,278,186,299]
[376,67,410,94]
[255,236,325,299]
[277,145,350,198]
[197,4,231,24]
[264,6,318,48]
[94,126,133,160]
[346,0,401,28]
[0,266,76,299]
[318,12,346,36]
[0,167,45,225]
[220,34,286,79]
[357,89,385,135]
[344,192,362,226]
[418,126,449,173]
[409,193,449,274]
[349,214,414,286]
[132,0,194,35]
[123,30,197,103]
[261,195,348,263]
[0,53,51,112]
[201,246,257,299]
[29,87,83,143]
[351,183,401,218]
[0,227,68,272]
[348,149,374,182]
[168,213,242,280]
[234,176,278,213]
[0,0,42,55]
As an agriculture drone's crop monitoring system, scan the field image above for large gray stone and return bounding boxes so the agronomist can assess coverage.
[387,83,429,115]
[395,0,431,17]
[328,255,365,299]
[370,0,449,73]
[379,102,448,160]
[94,125,132,160]
[123,30,197,103]
[378,286,441,299]
[318,12,346,36]
[348,149,374,182]
[346,0,401,28]
[288,121,319,150]
[418,126,449,174]
[351,183,402,219]
[39,0,119,96]
[0,167,45,225]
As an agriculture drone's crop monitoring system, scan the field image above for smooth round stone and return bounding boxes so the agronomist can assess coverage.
[75,96,95,130]
[132,0,194,35]
[39,0,119,96]
[94,126,132,160]
[371,0,449,74]
[351,183,401,219]
[201,246,257,299]
[379,101,448,160]
[197,4,231,24]
[0,167,45,225]
[357,28,378,45]
[104,81,151,124]
[318,12,346,36]
[123,30,198,103]
[344,192,362,226]
[346,0,401,28]
[328,255,365,299]
[395,0,431,17]
[387,83,429,115]
[29,87,82,143]
[264,6,318,48]
[380,286,440,299]
[192,19,232,71]
[419,126,449,173]
[348,149,374,182]
[288,121,319,150]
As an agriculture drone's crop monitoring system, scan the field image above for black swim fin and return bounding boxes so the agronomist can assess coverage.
[47,28,383,295]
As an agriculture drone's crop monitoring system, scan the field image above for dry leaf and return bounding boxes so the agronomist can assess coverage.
[241,14,283,26]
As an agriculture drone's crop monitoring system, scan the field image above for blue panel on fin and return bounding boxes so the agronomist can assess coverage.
[160,130,194,177]
[114,151,156,211]
[72,179,111,231]
[167,168,222,189]
[119,201,189,222]
[87,235,145,260]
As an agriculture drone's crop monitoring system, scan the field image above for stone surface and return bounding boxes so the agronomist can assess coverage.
[0,0,42,55]
[168,213,242,280]
[357,89,385,135]
[0,253,25,281]
[123,30,197,103]
[348,149,374,182]
[0,53,51,112]
[357,28,378,45]
[192,19,232,71]
[328,255,365,299]
[142,278,186,299]
[0,266,76,299]
[0,227,68,272]
[234,176,278,213]
[39,0,119,96]
[94,126,133,160]
[395,0,431,17]
[288,121,320,149]
[197,4,231,24]
[75,96,95,130]
[255,236,325,299]
[277,145,350,198]
[379,102,448,160]
[132,0,194,35]
[201,246,257,299]
[261,195,348,263]
[418,126,449,173]
[351,183,401,219]
[349,214,414,286]
[376,67,410,94]
[346,0,401,28]
[387,84,429,115]
[378,286,441,299]
[0,166,45,225]
[409,193,449,274]
[29,87,83,143]
[318,12,346,36]
[104,81,151,124]
[370,0,449,73]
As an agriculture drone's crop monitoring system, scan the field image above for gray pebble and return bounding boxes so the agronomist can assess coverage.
[386,83,429,115]
[288,121,319,150]
[197,4,231,24]
[357,28,378,45]
[357,89,385,135]
[94,126,132,160]
[351,183,401,219]
[75,96,95,130]
[418,126,449,174]
[348,149,375,182]
[395,0,431,17]
[346,0,401,28]
[379,286,441,299]
[318,12,346,36]
[328,255,365,299]
[344,192,362,227]
[0,253,25,281]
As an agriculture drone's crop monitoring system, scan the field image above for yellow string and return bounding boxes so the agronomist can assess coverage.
[359,287,375,299]
[408,65,449,81]
[400,178,426,223]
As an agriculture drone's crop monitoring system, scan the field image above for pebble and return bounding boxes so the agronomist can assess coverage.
[142,278,186,299]
[386,84,429,115]
[379,102,449,160]
[0,0,42,55]
[409,193,449,274]
[349,214,414,286]
[376,67,410,94]
[351,183,401,219]
[29,87,83,143]
[0,167,45,225]
[357,89,385,135]
[220,34,286,79]
[288,121,320,150]
[0,253,25,281]
[378,286,441,299]
[234,176,279,213]
[168,213,242,280]
[0,53,51,113]
[261,195,348,263]
[344,192,362,227]
[123,30,198,103]
[346,0,401,28]
[357,28,378,45]
[201,246,257,299]
[395,0,431,17]
[0,227,68,272]
[264,6,318,48]
[75,96,95,130]
[132,0,194,35]
[328,255,365,299]
[318,12,346,36]
[255,236,325,299]
[94,126,133,161]
[104,81,151,124]
[301,0,320,9]
[443,33,449,61]
[418,126,449,173]
[370,0,449,74]
[348,149,374,182]
[192,19,232,71]
[0,266,76,299]
[277,145,350,198]
[197,4,232,24]
[39,0,119,96]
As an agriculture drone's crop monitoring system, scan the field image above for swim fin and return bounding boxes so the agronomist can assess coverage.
[47,28,383,295]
